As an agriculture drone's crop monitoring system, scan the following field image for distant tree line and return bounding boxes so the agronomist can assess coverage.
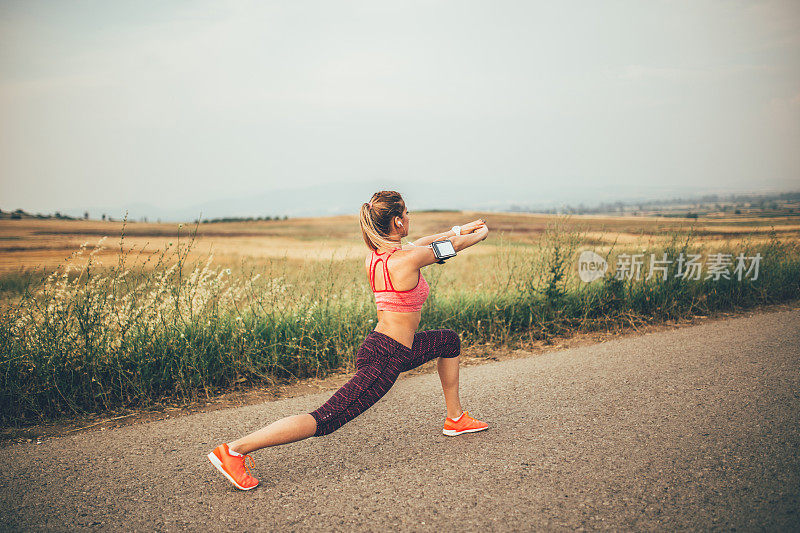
[0,208,291,224]
[198,215,289,224]
[0,208,78,220]
[509,190,800,216]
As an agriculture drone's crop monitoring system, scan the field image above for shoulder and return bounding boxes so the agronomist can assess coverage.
[389,244,432,269]
[396,243,428,253]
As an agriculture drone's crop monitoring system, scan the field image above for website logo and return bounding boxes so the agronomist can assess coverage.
[577,250,608,282]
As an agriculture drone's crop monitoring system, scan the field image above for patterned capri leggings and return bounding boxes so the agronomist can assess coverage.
[309,329,460,437]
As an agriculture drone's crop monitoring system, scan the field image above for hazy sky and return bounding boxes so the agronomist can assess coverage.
[1,0,798,214]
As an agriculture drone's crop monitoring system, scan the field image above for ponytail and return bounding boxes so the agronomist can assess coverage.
[359,191,406,252]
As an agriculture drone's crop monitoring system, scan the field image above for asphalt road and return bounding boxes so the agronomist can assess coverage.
[1,308,799,531]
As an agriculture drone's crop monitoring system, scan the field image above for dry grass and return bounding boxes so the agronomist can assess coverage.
[1,210,798,274]
[3,209,799,425]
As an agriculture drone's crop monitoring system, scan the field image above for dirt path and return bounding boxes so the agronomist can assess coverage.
[1,306,799,531]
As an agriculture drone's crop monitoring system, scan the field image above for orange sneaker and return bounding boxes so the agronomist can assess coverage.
[443,411,488,436]
[207,443,259,490]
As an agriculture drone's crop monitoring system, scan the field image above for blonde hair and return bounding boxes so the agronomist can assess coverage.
[360,190,406,252]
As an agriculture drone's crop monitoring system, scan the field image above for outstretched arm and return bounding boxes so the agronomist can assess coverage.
[410,218,487,247]
[404,223,490,270]
[411,230,456,247]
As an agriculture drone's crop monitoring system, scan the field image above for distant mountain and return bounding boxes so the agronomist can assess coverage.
[61,180,795,222]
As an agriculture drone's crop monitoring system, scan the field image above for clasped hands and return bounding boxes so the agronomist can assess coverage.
[457,218,489,238]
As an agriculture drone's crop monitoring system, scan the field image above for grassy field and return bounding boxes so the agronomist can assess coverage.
[1,210,799,274]
[1,211,799,426]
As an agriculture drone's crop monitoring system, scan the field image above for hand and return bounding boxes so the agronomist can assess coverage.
[459,219,487,235]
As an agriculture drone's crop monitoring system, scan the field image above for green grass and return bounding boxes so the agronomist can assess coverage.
[1,220,798,426]
[0,268,49,296]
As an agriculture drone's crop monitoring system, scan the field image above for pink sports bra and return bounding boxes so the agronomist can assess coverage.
[369,247,430,313]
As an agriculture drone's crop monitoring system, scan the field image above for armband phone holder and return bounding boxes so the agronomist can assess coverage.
[431,239,457,264]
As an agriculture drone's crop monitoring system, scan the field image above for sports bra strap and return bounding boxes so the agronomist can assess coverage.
[370,247,400,291]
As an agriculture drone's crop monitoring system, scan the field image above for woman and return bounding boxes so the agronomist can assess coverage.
[207,190,491,491]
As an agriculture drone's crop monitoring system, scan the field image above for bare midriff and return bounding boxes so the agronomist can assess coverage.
[367,246,425,350]
[373,311,420,351]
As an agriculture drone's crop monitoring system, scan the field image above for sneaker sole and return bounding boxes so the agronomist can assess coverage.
[443,426,488,436]
[207,451,259,490]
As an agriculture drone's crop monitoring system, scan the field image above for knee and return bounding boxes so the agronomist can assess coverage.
[444,329,461,358]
